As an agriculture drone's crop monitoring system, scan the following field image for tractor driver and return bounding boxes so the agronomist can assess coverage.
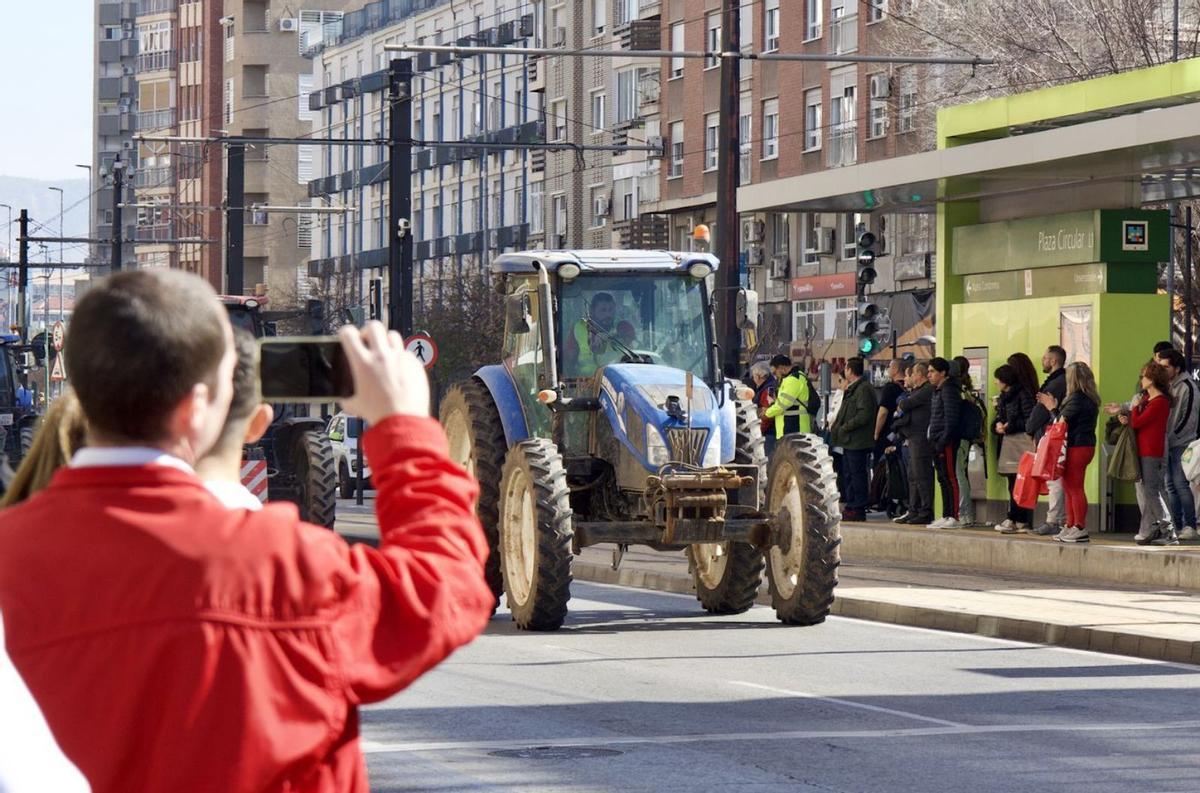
[565,292,624,377]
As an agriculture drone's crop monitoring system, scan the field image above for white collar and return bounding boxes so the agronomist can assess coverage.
[71,447,195,475]
[203,480,264,511]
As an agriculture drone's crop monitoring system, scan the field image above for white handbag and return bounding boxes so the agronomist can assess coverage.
[1182,438,1200,483]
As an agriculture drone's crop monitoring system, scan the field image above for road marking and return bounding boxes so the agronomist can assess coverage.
[360,719,1200,755]
[729,680,968,727]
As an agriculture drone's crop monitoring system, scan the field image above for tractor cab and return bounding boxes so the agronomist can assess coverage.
[0,334,42,464]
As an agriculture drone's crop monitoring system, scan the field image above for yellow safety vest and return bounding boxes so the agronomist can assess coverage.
[764,371,814,438]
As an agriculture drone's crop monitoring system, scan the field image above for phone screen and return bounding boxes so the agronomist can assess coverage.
[259,338,354,401]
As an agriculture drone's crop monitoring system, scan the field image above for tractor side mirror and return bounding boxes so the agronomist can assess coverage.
[505,293,533,334]
[735,288,759,331]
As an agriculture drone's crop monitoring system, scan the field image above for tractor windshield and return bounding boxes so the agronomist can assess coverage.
[559,273,712,381]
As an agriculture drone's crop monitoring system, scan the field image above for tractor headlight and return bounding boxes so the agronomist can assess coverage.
[687,261,714,280]
[702,427,722,467]
[558,262,582,281]
[646,425,670,468]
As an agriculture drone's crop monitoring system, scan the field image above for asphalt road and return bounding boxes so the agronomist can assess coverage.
[358,581,1200,793]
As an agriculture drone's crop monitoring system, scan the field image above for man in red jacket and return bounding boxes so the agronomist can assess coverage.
[0,270,493,792]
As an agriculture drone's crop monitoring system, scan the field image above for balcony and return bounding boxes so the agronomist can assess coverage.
[135,0,175,15]
[134,223,175,243]
[136,49,176,73]
[614,214,669,249]
[827,125,858,169]
[620,19,661,51]
[830,14,858,55]
[136,108,176,131]
[98,112,133,137]
[135,166,174,189]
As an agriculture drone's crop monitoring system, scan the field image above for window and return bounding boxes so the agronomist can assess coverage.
[616,68,643,122]
[802,212,821,265]
[550,98,567,141]
[297,144,314,183]
[247,193,269,226]
[762,99,779,159]
[243,65,269,97]
[590,186,609,228]
[739,95,752,185]
[867,0,886,23]
[834,297,856,338]
[828,67,857,167]
[899,69,917,133]
[706,12,721,69]
[804,89,821,151]
[739,0,753,52]
[704,113,719,171]
[245,129,269,161]
[770,212,790,257]
[764,0,780,51]
[552,194,567,237]
[669,120,684,178]
[299,11,344,55]
[869,76,888,139]
[841,212,865,260]
[670,22,685,78]
[298,74,313,121]
[793,300,825,342]
[805,0,822,40]
[593,0,605,36]
[529,182,544,234]
[590,90,606,133]
[223,78,234,125]
[297,203,313,249]
[615,0,638,28]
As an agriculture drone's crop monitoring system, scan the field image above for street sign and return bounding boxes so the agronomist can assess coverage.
[50,354,66,382]
[405,334,438,369]
[51,321,65,352]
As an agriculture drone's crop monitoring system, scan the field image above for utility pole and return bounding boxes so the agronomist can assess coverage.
[111,157,125,271]
[1174,0,1181,61]
[387,58,414,336]
[226,139,246,295]
[715,0,742,378]
[1187,205,1195,368]
[17,211,29,341]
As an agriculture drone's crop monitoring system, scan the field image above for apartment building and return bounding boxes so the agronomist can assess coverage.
[306,0,543,308]
[91,0,139,270]
[650,0,935,361]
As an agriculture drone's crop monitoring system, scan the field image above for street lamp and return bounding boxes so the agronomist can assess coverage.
[0,203,11,329]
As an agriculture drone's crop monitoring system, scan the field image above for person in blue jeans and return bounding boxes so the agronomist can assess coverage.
[1155,348,1199,539]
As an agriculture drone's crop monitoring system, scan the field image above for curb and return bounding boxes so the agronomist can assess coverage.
[570,561,1200,666]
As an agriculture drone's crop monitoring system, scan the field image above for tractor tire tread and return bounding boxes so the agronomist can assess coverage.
[299,429,338,529]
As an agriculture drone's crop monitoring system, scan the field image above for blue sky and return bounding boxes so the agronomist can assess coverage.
[0,4,93,180]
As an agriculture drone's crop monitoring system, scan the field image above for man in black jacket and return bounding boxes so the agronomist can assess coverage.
[927,357,963,528]
[893,362,934,525]
[1025,345,1068,535]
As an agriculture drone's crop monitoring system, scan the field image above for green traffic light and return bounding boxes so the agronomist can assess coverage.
[859,337,880,355]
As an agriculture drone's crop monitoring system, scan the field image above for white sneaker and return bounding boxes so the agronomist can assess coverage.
[926,517,950,528]
[1179,526,1197,540]
[939,518,964,529]
[994,519,1017,533]
[1054,526,1090,543]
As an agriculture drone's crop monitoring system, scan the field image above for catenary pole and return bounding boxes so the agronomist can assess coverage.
[17,211,28,341]
[387,58,414,336]
[111,157,125,271]
[716,0,742,378]
[226,139,246,296]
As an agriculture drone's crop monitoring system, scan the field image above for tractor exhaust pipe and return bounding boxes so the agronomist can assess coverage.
[533,261,559,393]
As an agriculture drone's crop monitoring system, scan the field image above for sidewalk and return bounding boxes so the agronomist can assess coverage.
[334,504,1200,666]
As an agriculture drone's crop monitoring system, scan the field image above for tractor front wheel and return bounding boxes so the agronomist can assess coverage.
[765,435,841,625]
[293,429,338,529]
[498,439,573,631]
[338,461,355,499]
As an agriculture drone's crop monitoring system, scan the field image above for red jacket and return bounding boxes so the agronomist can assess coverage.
[1130,393,1170,458]
[0,416,492,793]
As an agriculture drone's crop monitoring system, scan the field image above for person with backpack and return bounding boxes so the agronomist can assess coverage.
[830,357,878,522]
[765,354,819,439]
[1026,345,1069,535]
[892,362,935,525]
[927,357,964,528]
[953,356,986,527]
[1154,348,1199,539]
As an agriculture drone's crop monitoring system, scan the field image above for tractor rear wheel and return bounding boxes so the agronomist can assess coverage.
[686,395,767,615]
[764,435,841,625]
[498,439,573,631]
[18,423,36,463]
[293,429,338,529]
[440,380,507,604]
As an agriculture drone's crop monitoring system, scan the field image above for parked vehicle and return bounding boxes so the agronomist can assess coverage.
[327,412,372,498]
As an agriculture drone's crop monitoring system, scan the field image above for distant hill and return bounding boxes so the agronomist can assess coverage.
[0,176,91,261]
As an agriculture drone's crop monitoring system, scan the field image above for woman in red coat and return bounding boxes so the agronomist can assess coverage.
[1123,360,1177,545]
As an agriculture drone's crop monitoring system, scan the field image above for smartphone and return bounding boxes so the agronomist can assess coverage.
[259,337,354,402]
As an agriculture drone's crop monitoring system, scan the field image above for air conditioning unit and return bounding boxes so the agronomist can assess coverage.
[552,27,567,46]
[647,135,665,159]
[870,74,891,99]
[742,218,764,244]
[770,255,790,280]
[279,17,299,32]
[816,227,835,254]
[747,248,765,267]
[598,195,612,218]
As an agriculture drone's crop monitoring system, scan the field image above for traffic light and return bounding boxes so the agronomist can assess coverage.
[856,231,878,287]
[856,301,883,356]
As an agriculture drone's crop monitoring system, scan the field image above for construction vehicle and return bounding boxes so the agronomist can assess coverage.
[221,296,338,527]
[440,250,841,631]
[0,335,41,466]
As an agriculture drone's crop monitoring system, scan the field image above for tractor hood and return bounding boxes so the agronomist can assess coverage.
[596,364,736,471]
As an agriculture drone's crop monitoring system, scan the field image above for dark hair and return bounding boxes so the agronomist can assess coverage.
[769,354,792,368]
[994,364,1018,388]
[590,292,615,308]
[845,357,865,377]
[1046,345,1067,367]
[210,329,260,453]
[1141,360,1173,402]
[1154,341,1175,355]
[65,270,228,443]
[1158,348,1186,372]
[1006,352,1040,396]
[929,356,950,374]
[953,355,974,391]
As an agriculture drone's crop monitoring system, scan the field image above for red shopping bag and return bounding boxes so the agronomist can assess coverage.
[1014,452,1041,509]
[1033,420,1067,481]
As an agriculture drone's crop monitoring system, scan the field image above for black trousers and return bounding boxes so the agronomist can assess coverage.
[1004,474,1033,524]
[932,440,961,519]
[907,440,934,520]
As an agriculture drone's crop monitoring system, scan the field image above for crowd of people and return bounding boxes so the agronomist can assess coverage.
[753,342,1200,545]
[0,269,492,792]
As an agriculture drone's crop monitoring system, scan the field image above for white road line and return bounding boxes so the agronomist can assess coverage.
[360,719,1200,755]
[729,680,968,727]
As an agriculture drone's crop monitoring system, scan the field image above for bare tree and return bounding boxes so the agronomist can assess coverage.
[414,268,506,395]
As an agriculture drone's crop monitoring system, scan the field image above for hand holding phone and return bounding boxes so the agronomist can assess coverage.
[338,322,430,424]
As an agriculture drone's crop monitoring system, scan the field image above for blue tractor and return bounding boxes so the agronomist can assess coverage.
[440,250,841,631]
